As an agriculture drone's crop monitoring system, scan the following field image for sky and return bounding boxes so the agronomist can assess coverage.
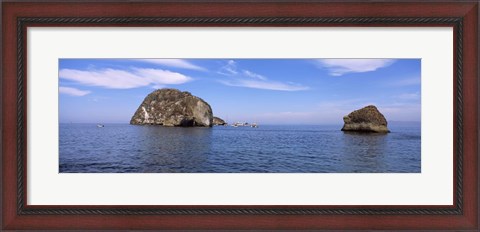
[59,58,421,124]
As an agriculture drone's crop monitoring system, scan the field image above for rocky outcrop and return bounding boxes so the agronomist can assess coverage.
[213,116,227,126]
[130,88,213,127]
[341,105,390,133]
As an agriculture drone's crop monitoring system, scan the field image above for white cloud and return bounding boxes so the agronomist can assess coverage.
[59,68,192,89]
[220,79,309,91]
[316,59,395,76]
[217,60,308,91]
[243,70,267,80]
[138,59,207,71]
[218,60,238,76]
[59,86,91,96]
[151,84,165,89]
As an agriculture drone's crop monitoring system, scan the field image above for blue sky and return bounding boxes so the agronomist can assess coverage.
[59,58,421,124]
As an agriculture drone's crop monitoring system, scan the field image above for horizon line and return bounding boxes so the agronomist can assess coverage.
[60,121,421,125]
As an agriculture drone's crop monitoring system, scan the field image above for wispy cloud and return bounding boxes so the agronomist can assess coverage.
[316,59,395,76]
[220,79,309,91]
[59,68,192,89]
[59,86,91,96]
[243,70,267,80]
[218,60,238,76]
[137,59,207,71]
[217,60,308,91]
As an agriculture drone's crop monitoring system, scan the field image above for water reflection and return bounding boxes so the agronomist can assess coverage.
[341,132,388,172]
[133,126,213,172]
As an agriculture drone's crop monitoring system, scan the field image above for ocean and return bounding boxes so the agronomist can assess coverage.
[59,122,421,173]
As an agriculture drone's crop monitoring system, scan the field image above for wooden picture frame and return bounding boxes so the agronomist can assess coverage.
[2,1,478,230]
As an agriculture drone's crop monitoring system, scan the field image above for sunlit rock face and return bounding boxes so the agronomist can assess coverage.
[130,88,213,127]
[341,105,390,133]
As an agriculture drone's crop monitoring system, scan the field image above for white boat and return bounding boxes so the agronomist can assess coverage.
[231,121,258,127]
[97,124,104,128]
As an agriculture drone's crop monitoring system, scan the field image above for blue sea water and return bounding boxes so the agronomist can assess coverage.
[59,123,421,173]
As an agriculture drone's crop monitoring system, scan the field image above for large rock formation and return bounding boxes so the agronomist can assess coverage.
[341,105,390,133]
[130,88,213,127]
[213,116,227,126]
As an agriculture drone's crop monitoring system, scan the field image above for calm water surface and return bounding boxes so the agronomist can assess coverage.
[59,123,421,173]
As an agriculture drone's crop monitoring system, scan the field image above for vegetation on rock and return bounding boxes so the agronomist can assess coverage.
[130,88,213,127]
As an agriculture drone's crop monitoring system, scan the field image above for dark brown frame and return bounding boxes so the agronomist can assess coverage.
[2,1,478,230]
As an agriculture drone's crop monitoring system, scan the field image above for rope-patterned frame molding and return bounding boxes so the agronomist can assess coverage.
[16,17,463,215]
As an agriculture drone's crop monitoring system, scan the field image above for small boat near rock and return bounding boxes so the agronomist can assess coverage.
[232,122,247,127]
[231,122,258,128]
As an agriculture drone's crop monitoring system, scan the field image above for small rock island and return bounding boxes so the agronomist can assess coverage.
[130,88,213,127]
[213,116,227,126]
[341,105,390,133]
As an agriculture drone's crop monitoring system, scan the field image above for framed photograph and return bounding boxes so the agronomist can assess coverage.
[2,1,478,230]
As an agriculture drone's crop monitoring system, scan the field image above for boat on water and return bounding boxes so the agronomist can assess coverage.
[231,122,258,128]
[232,122,243,127]
[97,124,104,128]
